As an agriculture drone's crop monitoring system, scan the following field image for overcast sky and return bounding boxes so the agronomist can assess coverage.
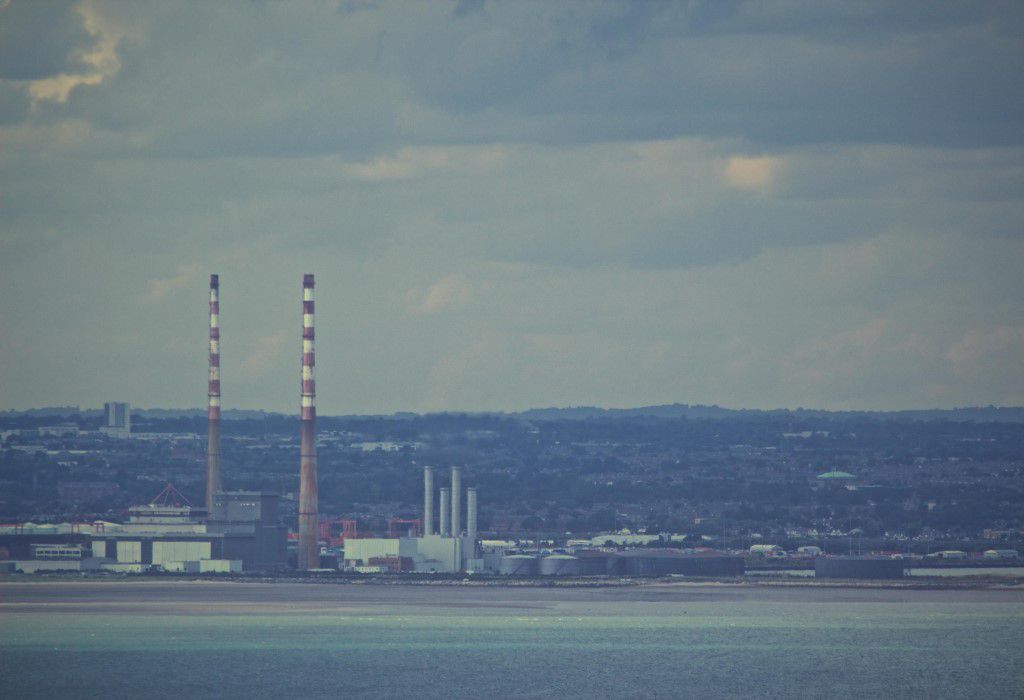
[1,0,1022,414]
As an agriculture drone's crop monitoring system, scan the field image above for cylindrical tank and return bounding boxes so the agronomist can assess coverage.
[605,554,627,575]
[539,555,581,576]
[677,556,745,577]
[622,555,659,576]
[574,552,612,575]
[655,556,688,576]
[499,555,538,576]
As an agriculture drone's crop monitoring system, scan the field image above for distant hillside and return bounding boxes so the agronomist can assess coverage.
[5,404,1024,424]
[134,408,275,420]
[516,404,1024,423]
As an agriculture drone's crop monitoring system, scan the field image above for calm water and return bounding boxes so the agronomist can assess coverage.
[1,581,1022,699]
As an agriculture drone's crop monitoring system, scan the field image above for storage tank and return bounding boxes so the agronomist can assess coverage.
[539,554,582,576]
[676,555,745,577]
[574,550,613,575]
[499,555,538,576]
[605,554,627,575]
[614,549,742,577]
[815,557,905,580]
[621,554,660,576]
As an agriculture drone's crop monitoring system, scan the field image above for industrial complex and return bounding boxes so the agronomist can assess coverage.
[4,272,1014,582]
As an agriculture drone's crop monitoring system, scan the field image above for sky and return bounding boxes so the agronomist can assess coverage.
[0,0,1022,414]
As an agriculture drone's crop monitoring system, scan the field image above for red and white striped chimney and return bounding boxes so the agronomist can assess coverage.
[205,274,222,512]
[297,273,320,570]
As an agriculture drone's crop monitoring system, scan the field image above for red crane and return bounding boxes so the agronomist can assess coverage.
[319,518,358,545]
[388,518,422,538]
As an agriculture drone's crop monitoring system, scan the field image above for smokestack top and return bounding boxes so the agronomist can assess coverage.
[210,274,219,289]
[301,273,316,421]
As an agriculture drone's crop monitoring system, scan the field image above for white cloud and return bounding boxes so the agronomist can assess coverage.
[26,0,135,105]
[723,155,781,193]
[406,275,472,315]
[946,326,1024,374]
[240,330,289,381]
[144,263,202,304]
[345,146,510,182]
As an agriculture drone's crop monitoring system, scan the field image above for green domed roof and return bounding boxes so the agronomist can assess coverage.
[817,470,856,479]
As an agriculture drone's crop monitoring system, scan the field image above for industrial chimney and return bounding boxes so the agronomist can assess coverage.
[451,467,462,536]
[297,273,319,570]
[205,274,222,512]
[467,487,478,542]
[423,466,434,535]
[439,487,451,537]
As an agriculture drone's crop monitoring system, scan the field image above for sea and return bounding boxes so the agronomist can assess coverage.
[1,581,1021,699]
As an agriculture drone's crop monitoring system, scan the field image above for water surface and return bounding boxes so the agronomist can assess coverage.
[1,581,1021,699]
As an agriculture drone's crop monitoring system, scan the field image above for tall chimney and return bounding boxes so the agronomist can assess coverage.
[451,467,461,536]
[423,466,435,535]
[439,487,451,537]
[297,274,319,570]
[467,487,478,542]
[205,274,222,512]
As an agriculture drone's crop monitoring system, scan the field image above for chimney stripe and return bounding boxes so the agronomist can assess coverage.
[206,273,223,511]
[298,273,319,569]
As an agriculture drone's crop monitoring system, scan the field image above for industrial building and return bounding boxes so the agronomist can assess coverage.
[342,466,481,573]
[495,549,746,578]
[89,487,286,571]
[983,549,1020,560]
[0,485,286,573]
[815,556,905,579]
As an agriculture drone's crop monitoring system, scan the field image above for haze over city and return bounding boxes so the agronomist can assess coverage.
[2,1,1022,415]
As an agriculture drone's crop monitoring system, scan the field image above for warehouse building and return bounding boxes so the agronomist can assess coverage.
[90,490,286,572]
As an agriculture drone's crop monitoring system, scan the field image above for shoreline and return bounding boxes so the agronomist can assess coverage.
[3,572,1023,592]
[2,577,1023,615]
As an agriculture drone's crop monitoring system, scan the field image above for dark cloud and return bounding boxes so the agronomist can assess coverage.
[0,0,91,80]
[9,0,1017,161]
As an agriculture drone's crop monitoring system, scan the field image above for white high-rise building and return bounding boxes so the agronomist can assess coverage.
[101,402,131,438]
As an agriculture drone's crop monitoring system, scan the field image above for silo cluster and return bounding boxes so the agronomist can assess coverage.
[498,550,746,577]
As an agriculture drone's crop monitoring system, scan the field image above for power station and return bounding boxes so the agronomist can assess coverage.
[1,272,759,578]
[342,466,482,573]
[196,273,484,572]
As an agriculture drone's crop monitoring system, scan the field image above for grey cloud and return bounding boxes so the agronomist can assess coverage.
[453,0,486,19]
[0,0,90,80]
[0,82,30,122]
[11,0,1019,162]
